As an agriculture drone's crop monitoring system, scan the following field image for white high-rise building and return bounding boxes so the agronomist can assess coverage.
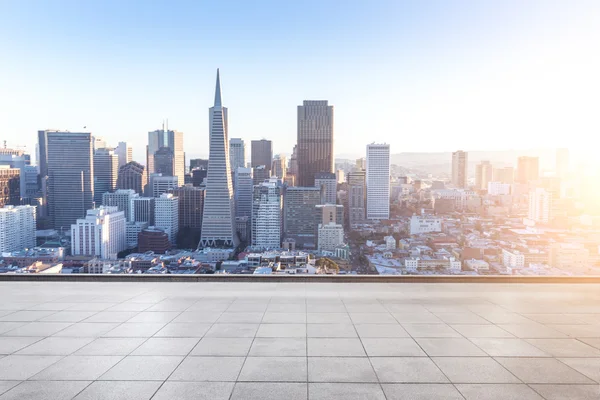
[251,178,281,249]
[318,223,344,251]
[452,150,468,188]
[488,182,511,196]
[235,167,253,218]
[0,205,36,252]
[200,69,239,248]
[114,142,133,168]
[229,138,246,172]
[103,189,139,222]
[154,193,179,244]
[71,206,126,260]
[528,188,552,224]
[126,221,149,249]
[93,148,119,206]
[366,143,390,220]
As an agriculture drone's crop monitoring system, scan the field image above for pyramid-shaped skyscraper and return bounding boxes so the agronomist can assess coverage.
[199,69,239,248]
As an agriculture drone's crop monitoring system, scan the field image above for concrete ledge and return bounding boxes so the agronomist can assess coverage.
[0,274,600,283]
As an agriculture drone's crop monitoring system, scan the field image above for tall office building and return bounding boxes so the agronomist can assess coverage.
[517,156,540,184]
[271,155,287,180]
[0,149,32,202]
[148,174,178,197]
[315,172,337,204]
[366,143,390,220]
[475,160,493,191]
[288,145,298,177]
[147,128,185,186]
[93,148,119,205]
[235,167,253,218]
[229,138,246,171]
[114,142,133,168]
[493,166,514,184]
[0,205,36,252]
[131,197,155,224]
[528,188,552,224]
[45,131,93,230]
[251,139,273,173]
[347,170,366,226]
[117,161,146,194]
[283,187,321,249]
[103,189,138,222]
[0,167,20,208]
[297,100,334,187]
[154,193,179,245]
[452,150,468,188]
[93,136,107,151]
[153,147,174,176]
[356,158,366,171]
[556,148,569,178]
[169,185,204,231]
[199,69,239,248]
[251,178,281,249]
[252,165,269,185]
[71,206,126,260]
[37,130,50,178]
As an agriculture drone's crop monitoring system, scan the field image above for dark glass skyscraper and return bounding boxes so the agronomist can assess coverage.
[297,100,334,187]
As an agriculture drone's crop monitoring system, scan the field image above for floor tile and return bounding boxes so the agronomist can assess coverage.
[39,311,97,323]
[83,311,139,323]
[0,381,90,400]
[361,338,425,357]
[547,324,600,338]
[31,355,123,380]
[0,311,56,322]
[257,324,306,337]
[355,324,409,338]
[55,323,120,337]
[344,304,387,313]
[433,357,520,383]
[371,357,448,383]
[496,357,595,384]
[450,324,514,338]
[0,337,42,354]
[240,357,307,381]
[416,338,487,356]
[169,356,244,381]
[529,384,600,400]
[131,337,198,356]
[476,312,534,324]
[153,323,211,337]
[191,338,253,356]
[103,323,166,337]
[0,323,26,335]
[126,312,179,324]
[152,381,234,400]
[217,312,264,323]
[0,381,19,396]
[527,339,600,357]
[172,312,222,324]
[401,324,461,338]
[16,337,93,355]
[434,313,491,325]
[349,313,397,324]
[3,322,72,336]
[580,338,600,350]
[391,312,442,324]
[100,355,183,380]
[307,313,351,324]
[470,338,550,357]
[308,338,366,357]
[72,381,161,400]
[559,358,600,382]
[231,382,307,399]
[308,357,377,382]
[267,303,306,313]
[307,324,357,338]
[205,324,259,338]
[249,337,307,356]
[75,337,146,355]
[309,383,384,399]
[382,383,463,400]
[262,313,306,324]
[456,383,544,400]
[0,355,62,380]
[498,323,567,338]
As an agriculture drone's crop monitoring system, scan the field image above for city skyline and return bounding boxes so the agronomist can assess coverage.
[2,2,599,162]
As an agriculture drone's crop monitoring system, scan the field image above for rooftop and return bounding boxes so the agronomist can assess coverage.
[0,279,598,399]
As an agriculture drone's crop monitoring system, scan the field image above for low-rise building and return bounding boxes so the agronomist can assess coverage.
[410,215,442,235]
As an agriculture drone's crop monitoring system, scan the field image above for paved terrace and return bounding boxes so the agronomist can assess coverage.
[0,281,599,399]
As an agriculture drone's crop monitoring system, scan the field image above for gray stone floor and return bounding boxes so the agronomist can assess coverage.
[0,281,599,399]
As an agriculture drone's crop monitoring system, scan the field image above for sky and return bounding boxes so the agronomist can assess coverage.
[1,0,599,163]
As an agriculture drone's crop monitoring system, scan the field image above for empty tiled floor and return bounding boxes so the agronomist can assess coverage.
[0,281,599,399]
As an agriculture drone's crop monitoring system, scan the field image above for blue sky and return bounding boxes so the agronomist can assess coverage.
[1,0,599,162]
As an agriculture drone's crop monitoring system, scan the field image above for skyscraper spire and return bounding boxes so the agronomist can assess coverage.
[214,68,222,107]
